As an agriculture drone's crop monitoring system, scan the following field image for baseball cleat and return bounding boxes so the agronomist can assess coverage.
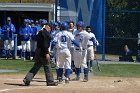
[23,79,30,86]
[65,80,69,84]
[58,78,63,84]
[72,77,80,81]
[47,81,58,86]
[65,78,70,84]
[83,78,88,82]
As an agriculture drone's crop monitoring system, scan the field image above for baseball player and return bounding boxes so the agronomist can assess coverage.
[35,20,42,32]
[19,19,31,61]
[30,20,38,60]
[86,26,99,72]
[73,21,95,82]
[52,22,80,84]
[2,17,16,59]
[68,21,77,73]
[50,21,60,80]
[50,22,60,39]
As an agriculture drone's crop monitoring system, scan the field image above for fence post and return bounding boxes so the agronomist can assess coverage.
[14,34,17,59]
[102,0,106,61]
[55,0,58,22]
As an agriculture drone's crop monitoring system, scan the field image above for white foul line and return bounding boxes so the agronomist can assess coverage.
[0,87,31,92]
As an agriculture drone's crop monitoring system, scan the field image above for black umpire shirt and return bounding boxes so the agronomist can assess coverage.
[37,28,51,57]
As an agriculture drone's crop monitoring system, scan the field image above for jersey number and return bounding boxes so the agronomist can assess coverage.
[61,36,67,42]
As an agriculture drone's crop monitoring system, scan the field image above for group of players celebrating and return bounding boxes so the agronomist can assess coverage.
[49,20,99,83]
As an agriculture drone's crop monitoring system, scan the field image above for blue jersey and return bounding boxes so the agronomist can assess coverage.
[35,25,42,32]
[2,23,16,40]
[50,29,59,40]
[19,25,31,41]
[30,26,38,40]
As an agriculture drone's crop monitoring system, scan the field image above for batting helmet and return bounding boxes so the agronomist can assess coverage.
[76,21,85,28]
[50,20,55,25]
[61,22,69,30]
[41,19,47,25]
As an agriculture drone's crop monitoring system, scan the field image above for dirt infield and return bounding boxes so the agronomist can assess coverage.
[0,74,140,93]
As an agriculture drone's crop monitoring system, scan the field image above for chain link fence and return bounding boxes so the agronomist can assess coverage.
[106,0,140,61]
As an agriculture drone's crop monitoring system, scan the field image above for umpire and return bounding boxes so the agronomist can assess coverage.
[23,23,58,86]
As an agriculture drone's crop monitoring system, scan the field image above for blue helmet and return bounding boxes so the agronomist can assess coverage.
[76,21,84,28]
[26,19,31,23]
[41,19,47,25]
[39,19,42,23]
[54,22,59,26]
[30,20,34,23]
[61,22,69,30]
[35,20,38,24]
[50,20,55,25]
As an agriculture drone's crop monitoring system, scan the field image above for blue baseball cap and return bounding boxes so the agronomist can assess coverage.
[30,20,34,23]
[24,19,28,23]
[7,17,11,21]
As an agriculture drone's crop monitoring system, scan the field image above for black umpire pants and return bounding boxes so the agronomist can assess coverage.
[24,48,54,84]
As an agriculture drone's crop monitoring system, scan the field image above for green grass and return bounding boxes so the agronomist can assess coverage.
[0,59,140,78]
[0,59,56,74]
[93,64,140,77]
[0,59,34,74]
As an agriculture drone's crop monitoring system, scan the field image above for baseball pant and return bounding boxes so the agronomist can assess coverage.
[74,49,87,68]
[21,41,31,52]
[4,40,14,50]
[56,49,71,79]
[56,49,71,69]
[31,40,37,52]
[87,46,94,68]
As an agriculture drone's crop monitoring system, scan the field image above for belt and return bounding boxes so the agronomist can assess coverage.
[75,48,85,50]
[87,45,93,47]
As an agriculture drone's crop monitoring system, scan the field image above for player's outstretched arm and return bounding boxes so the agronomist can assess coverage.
[71,39,80,47]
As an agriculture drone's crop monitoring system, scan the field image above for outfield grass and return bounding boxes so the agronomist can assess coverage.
[0,59,140,77]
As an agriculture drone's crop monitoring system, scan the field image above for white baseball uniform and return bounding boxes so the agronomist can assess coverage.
[54,30,75,69]
[73,30,91,68]
[4,40,14,50]
[68,28,77,61]
[21,41,31,52]
[87,32,98,61]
